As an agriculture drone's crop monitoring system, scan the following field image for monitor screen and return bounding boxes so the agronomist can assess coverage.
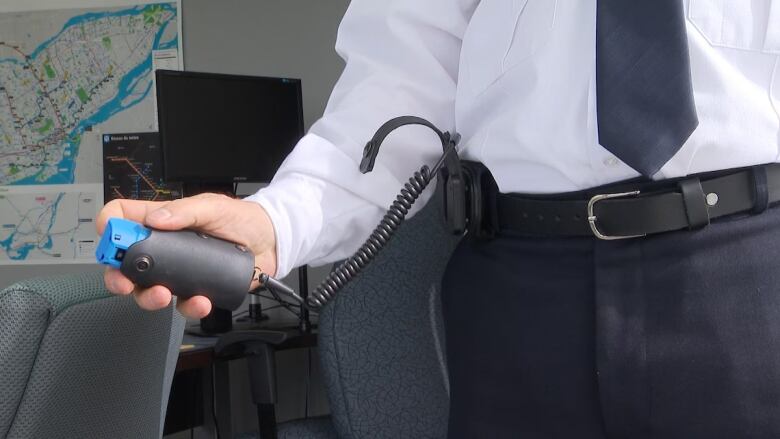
[102,132,183,203]
[155,70,304,183]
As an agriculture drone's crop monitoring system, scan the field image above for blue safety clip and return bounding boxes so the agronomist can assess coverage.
[95,218,152,268]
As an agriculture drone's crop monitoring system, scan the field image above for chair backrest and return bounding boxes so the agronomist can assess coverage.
[318,187,461,438]
[0,272,184,439]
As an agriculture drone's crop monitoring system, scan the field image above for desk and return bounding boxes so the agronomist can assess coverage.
[166,320,317,438]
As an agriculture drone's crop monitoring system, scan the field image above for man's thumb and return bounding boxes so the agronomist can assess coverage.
[145,208,172,226]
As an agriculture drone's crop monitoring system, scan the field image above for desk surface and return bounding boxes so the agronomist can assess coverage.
[177,333,218,372]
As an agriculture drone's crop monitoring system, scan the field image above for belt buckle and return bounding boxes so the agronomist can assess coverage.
[587,191,646,240]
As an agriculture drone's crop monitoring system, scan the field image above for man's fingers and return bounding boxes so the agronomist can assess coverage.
[137,288,212,318]
[176,295,212,319]
[104,268,134,295]
[98,193,252,320]
[97,198,166,235]
[134,285,173,310]
[104,269,211,319]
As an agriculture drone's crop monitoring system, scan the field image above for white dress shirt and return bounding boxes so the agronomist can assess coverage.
[246,0,780,278]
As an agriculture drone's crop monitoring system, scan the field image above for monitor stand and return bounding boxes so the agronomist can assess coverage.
[199,308,233,334]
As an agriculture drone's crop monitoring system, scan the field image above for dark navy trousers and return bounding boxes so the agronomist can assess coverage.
[443,205,780,438]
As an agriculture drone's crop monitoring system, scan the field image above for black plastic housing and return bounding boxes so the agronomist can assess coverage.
[120,229,254,311]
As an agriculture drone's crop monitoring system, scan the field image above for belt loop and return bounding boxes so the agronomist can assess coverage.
[678,178,710,230]
[481,164,500,239]
[750,166,769,214]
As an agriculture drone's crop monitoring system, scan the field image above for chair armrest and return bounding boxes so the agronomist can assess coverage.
[214,329,289,408]
[214,330,288,356]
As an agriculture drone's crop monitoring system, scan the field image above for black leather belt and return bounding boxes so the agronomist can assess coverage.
[493,163,780,240]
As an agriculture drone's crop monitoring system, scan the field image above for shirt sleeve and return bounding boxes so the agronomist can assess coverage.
[244,0,479,278]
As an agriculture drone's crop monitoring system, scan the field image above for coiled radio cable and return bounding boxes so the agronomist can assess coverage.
[259,116,461,310]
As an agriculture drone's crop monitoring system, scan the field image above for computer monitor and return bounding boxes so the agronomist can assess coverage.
[155,69,304,184]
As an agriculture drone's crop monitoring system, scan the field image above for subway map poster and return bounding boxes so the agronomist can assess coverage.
[0,1,182,264]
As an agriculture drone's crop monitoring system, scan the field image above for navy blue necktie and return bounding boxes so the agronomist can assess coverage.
[596,0,699,177]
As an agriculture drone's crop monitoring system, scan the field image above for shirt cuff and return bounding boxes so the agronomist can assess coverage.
[243,175,322,279]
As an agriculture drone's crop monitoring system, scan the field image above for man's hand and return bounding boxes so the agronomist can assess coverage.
[96,193,277,319]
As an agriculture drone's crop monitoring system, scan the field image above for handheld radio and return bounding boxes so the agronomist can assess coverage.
[96,218,254,310]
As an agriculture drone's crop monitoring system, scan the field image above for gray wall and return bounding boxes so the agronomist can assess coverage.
[1,0,350,436]
[0,0,348,289]
[182,0,348,132]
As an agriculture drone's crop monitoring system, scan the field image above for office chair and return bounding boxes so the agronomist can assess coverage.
[0,272,184,439]
[233,182,461,438]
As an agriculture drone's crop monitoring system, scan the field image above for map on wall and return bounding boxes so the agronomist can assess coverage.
[0,1,182,264]
[0,185,99,263]
[102,132,182,203]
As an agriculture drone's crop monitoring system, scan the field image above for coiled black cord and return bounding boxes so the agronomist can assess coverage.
[257,116,461,311]
[306,165,434,308]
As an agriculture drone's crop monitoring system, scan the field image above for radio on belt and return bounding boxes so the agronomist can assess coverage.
[95,218,254,311]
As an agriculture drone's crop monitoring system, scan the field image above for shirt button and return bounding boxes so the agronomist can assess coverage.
[603,157,620,167]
